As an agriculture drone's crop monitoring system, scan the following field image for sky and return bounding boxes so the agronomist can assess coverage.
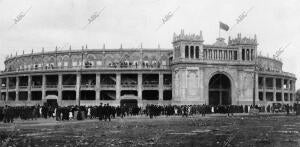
[0,0,299,87]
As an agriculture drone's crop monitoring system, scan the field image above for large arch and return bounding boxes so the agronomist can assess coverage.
[208,73,231,105]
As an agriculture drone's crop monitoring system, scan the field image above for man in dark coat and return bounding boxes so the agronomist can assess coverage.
[98,103,103,121]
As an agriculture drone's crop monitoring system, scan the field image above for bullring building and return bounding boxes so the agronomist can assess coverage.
[0,30,296,107]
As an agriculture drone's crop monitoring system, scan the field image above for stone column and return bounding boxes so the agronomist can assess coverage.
[138,73,142,100]
[16,76,19,101]
[42,75,46,102]
[116,73,121,100]
[238,47,242,61]
[221,50,223,60]
[273,78,276,91]
[263,77,266,102]
[58,74,62,103]
[96,74,100,102]
[281,78,284,102]
[76,73,81,105]
[255,72,258,104]
[273,78,276,102]
[28,76,31,101]
[6,78,8,102]
[159,73,163,101]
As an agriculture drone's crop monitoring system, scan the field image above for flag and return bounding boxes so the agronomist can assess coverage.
[219,21,229,31]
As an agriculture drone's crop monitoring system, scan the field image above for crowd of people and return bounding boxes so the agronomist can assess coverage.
[0,103,295,123]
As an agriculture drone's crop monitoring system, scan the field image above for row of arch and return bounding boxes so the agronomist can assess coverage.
[241,48,254,61]
[6,53,170,71]
[185,45,200,59]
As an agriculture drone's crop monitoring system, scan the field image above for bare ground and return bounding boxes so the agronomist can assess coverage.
[1,114,300,147]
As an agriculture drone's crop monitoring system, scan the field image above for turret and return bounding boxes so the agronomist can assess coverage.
[228,33,258,62]
[172,29,204,61]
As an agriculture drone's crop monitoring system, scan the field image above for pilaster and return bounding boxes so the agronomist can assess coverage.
[58,74,62,103]
[28,76,31,101]
[273,78,276,102]
[42,75,46,102]
[263,77,266,102]
[5,78,8,102]
[96,74,100,102]
[16,76,19,101]
[159,73,163,101]
[281,78,284,102]
[76,73,81,105]
[116,73,121,100]
[138,73,142,100]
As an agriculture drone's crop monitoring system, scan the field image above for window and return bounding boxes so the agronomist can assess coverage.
[242,49,245,60]
[195,46,199,59]
[234,51,237,60]
[259,92,263,101]
[185,46,189,58]
[190,46,194,59]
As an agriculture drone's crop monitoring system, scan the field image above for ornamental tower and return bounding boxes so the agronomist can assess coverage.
[171,30,205,105]
[172,29,204,61]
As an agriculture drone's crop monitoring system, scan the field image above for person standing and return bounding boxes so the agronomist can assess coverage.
[286,104,290,115]
[2,105,8,123]
[98,103,103,121]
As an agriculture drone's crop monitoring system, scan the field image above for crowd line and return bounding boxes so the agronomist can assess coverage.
[0,103,294,123]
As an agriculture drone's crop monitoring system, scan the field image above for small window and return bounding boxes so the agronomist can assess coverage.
[195,46,199,59]
[185,46,189,58]
[190,46,194,59]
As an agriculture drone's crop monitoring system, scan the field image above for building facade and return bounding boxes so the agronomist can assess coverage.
[0,30,296,107]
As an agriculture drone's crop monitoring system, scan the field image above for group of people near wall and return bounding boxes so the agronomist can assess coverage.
[107,60,162,69]
[0,103,295,123]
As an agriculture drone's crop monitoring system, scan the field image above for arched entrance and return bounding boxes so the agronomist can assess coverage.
[209,74,231,105]
[120,95,138,108]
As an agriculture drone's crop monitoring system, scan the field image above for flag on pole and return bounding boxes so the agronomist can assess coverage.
[219,21,229,31]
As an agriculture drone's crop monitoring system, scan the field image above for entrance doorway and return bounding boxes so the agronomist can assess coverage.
[46,99,58,107]
[120,99,138,108]
[209,74,231,105]
[45,95,58,107]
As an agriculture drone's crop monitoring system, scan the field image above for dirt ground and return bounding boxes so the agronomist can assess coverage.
[1,114,300,147]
